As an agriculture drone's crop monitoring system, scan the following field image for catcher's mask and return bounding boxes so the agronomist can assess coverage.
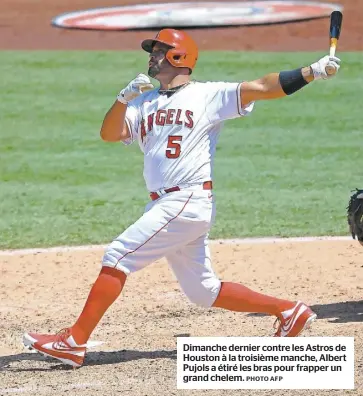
[141,29,198,74]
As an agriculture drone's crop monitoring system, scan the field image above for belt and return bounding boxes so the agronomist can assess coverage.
[150,181,213,201]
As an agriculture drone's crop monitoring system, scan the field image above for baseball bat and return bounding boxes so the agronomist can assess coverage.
[326,11,343,74]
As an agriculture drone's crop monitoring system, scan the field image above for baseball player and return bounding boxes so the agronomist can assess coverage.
[23,29,341,367]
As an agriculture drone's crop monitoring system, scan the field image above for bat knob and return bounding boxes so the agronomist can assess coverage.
[325,65,336,75]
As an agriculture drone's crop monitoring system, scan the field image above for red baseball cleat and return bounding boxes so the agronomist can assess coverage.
[23,328,86,368]
[274,301,317,337]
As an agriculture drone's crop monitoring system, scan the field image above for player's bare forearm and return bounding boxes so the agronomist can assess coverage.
[241,73,284,105]
[100,100,130,142]
[241,67,313,106]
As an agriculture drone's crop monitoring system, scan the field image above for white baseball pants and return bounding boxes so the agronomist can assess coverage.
[102,187,221,307]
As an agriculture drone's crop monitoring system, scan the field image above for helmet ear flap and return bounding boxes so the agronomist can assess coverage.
[166,48,187,67]
[166,50,193,74]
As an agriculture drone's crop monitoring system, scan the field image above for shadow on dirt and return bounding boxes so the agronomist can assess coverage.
[310,300,363,323]
[247,300,363,323]
[85,348,177,366]
[0,348,177,371]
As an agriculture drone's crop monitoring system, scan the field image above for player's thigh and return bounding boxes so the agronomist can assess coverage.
[102,197,208,275]
[166,235,221,307]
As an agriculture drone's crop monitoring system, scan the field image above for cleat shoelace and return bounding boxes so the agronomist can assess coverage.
[54,328,72,348]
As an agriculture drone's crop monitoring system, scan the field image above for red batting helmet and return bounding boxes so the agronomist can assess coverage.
[141,29,198,72]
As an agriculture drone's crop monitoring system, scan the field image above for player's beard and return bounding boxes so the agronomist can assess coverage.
[148,63,161,78]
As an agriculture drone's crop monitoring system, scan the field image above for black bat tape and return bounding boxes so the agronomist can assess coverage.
[330,11,343,39]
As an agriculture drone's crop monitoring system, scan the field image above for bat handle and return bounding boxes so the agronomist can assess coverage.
[329,37,338,57]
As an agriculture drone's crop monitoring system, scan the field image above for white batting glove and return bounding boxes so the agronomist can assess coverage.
[117,73,154,104]
[310,55,341,80]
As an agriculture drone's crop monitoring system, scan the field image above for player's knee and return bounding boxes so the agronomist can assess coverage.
[102,242,122,266]
[102,241,130,275]
[185,277,221,308]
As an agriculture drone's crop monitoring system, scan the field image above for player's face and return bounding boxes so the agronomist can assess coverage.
[148,43,171,78]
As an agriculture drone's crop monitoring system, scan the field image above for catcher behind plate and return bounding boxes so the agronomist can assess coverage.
[347,189,363,245]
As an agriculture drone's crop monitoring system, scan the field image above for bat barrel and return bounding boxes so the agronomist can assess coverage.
[330,11,343,40]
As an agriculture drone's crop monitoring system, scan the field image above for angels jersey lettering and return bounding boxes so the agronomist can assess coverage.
[124,81,254,192]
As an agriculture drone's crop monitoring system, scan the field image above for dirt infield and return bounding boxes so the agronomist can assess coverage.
[1,0,362,50]
[0,240,362,394]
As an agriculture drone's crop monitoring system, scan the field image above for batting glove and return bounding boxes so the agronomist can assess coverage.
[310,55,341,80]
[117,74,154,104]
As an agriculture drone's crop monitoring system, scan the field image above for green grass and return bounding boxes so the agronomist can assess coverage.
[0,51,362,248]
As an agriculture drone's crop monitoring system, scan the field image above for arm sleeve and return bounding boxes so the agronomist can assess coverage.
[123,101,140,146]
[206,82,255,123]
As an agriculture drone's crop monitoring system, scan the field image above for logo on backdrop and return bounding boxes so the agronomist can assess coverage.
[52,2,343,31]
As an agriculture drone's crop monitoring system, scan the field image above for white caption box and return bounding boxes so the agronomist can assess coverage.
[177,337,354,389]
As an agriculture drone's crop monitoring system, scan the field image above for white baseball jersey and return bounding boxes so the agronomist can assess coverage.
[124,81,254,192]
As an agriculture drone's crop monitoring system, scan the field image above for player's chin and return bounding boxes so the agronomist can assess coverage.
[148,66,160,78]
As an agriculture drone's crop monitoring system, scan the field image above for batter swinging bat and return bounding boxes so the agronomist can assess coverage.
[326,11,343,74]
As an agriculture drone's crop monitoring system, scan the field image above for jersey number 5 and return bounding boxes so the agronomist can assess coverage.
[166,135,182,159]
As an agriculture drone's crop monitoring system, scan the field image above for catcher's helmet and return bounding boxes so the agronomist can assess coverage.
[141,29,198,72]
